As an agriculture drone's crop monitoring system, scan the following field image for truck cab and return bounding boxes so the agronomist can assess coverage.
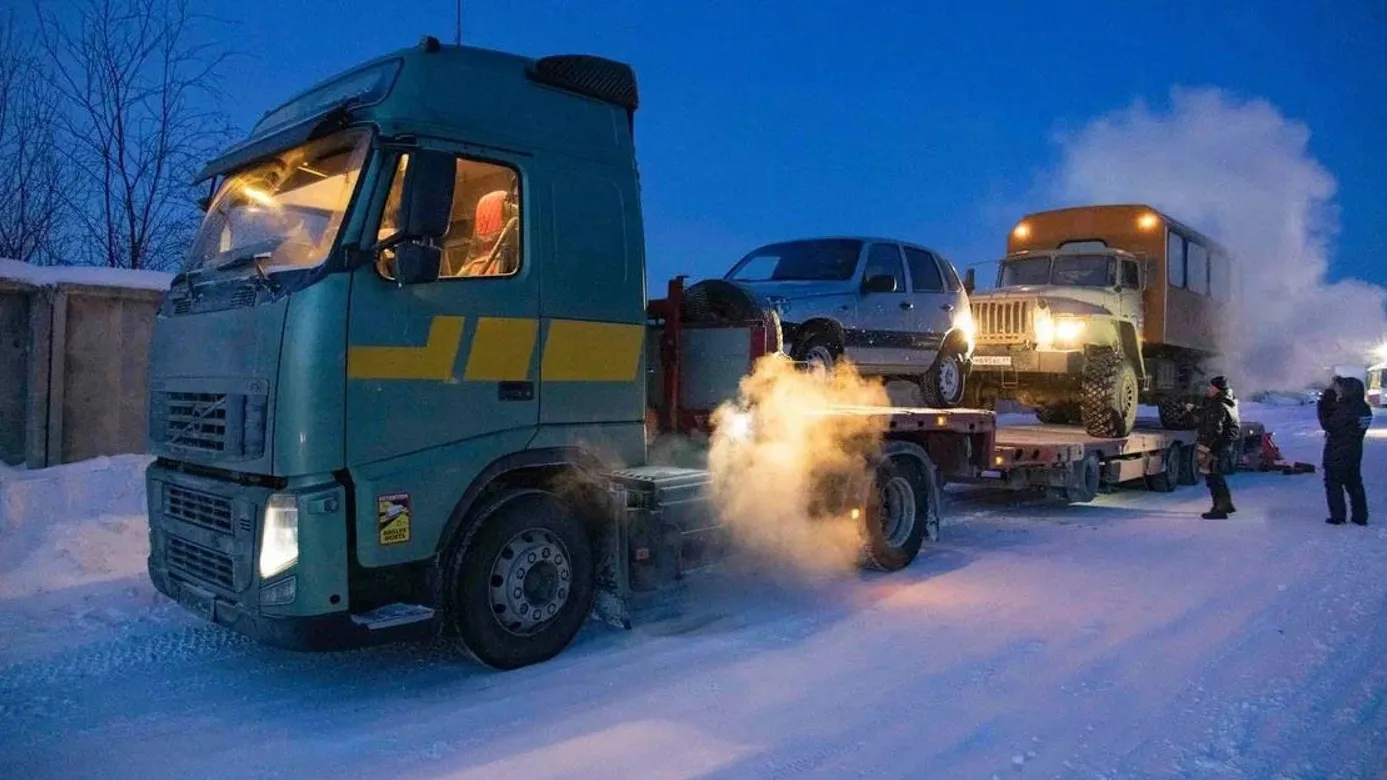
[145,38,983,669]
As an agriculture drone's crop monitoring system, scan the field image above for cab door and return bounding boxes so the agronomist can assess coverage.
[1117,257,1143,329]
[344,147,540,480]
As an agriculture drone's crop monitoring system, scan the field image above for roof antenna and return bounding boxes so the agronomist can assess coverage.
[454,0,462,45]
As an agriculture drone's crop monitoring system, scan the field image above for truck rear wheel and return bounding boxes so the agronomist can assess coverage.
[442,489,595,670]
[1146,442,1180,493]
[860,456,929,572]
[1157,396,1198,430]
[1035,403,1079,425]
[1062,452,1102,503]
[1080,351,1139,438]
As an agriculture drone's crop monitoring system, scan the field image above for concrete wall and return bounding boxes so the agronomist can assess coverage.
[0,279,164,468]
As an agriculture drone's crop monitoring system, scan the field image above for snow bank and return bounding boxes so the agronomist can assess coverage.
[0,258,173,291]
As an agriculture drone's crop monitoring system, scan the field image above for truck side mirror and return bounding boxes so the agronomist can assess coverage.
[394,242,442,285]
[399,149,456,240]
[862,274,898,294]
[963,268,976,295]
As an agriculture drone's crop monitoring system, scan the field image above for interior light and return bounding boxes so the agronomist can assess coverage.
[241,185,276,207]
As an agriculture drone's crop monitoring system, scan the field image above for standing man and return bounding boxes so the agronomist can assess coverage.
[1318,376,1373,526]
[1197,375,1240,519]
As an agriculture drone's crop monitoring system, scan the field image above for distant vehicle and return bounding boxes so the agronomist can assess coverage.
[723,237,975,407]
[966,204,1235,437]
[1369,364,1384,408]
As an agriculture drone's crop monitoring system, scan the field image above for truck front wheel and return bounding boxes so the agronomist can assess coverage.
[1080,351,1139,438]
[860,456,930,572]
[442,489,595,670]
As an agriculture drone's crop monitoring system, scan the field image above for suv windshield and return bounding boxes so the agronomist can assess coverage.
[187,130,370,273]
[999,254,1113,287]
[727,239,863,282]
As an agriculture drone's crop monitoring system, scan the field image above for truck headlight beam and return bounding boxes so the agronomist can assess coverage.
[259,493,299,579]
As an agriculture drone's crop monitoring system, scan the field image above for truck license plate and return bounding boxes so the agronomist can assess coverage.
[972,355,1013,367]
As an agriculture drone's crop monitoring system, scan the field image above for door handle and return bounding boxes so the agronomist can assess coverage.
[940,304,955,312]
[899,301,914,310]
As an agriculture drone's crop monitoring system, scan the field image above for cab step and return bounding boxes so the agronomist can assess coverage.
[350,603,436,631]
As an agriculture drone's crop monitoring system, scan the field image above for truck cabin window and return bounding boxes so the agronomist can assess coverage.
[1000,254,1112,288]
[378,154,521,279]
[726,239,863,282]
[188,131,370,273]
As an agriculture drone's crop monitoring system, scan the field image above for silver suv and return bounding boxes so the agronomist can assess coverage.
[723,237,975,407]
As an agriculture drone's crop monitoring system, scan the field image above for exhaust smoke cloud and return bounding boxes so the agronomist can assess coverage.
[707,355,890,576]
[1052,87,1387,392]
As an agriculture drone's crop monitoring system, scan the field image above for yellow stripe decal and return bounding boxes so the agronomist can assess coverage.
[465,317,539,381]
[347,316,465,381]
[540,319,645,382]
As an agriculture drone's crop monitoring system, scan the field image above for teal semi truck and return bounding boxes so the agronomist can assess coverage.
[145,37,996,669]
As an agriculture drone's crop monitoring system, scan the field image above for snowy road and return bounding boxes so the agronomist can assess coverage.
[3,404,1386,779]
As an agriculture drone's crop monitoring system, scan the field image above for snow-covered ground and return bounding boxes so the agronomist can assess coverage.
[2,403,1386,779]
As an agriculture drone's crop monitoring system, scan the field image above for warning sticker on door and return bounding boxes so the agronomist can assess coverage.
[377,492,411,545]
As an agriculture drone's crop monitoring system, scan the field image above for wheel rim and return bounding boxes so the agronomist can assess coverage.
[937,356,962,402]
[805,344,835,374]
[879,476,917,548]
[1121,370,1139,420]
[488,528,572,636]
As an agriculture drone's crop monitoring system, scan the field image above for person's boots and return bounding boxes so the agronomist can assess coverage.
[1352,517,1369,526]
[1202,509,1229,519]
[1326,517,1346,525]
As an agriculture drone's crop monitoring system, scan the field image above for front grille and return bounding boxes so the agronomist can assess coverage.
[169,286,260,316]
[164,484,233,533]
[972,300,1032,341]
[151,391,266,459]
[167,537,234,590]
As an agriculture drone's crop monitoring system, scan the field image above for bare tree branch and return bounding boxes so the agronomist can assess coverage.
[0,13,65,263]
[33,0,234,270]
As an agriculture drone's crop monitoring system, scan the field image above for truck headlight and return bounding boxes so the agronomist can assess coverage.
[1054,318,1086,343]
[1034,309,1054,347]
[258,493,299,579]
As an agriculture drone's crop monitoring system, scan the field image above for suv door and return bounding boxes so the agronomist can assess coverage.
[903,245,954,366]
[852,242,913,371]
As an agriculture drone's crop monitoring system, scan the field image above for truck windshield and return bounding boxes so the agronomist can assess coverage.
[727,239,863,282]
[1000,254,1112,287]
[187,130,371,273]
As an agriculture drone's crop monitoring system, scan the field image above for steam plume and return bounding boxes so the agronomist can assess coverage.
[1052,87,1387,391]
[707,355,889,576]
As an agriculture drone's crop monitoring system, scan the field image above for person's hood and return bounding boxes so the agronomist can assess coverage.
[1213,388,1237,406]
[1339,376,1367,402]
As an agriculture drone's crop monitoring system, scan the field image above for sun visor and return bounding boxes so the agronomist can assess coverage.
[192,103,350,184]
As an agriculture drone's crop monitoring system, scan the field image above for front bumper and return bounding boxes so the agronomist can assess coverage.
[148,562,430,651]
[969,346,1085,375]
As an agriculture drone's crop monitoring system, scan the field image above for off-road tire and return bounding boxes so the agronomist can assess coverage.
[441,489,595,670]
[921,344,967,408]
[1157,396,1198,431]
[1080,350,1139,438]
[1035,403,1079,426]
[860,456,929,572]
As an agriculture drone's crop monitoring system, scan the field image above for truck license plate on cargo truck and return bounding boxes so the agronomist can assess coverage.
[972,356,1013,367]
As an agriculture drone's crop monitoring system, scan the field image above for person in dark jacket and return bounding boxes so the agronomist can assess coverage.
[1196,375,1240,519]
[1318,375,1373,525]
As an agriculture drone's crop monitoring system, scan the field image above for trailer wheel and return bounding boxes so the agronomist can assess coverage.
[860,456,929,572]
[1177,442,1199,486]
[1080,350,1139,438]
[441,489,595,670]
[1146,442,1179,493]
[1063,453,1101,504]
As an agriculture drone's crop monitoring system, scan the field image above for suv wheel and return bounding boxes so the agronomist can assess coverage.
[921,344,966,408]
[794,334,840,375]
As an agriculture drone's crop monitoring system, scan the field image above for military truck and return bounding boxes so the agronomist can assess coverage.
[965,204,1235,438]
[143,37,997,671]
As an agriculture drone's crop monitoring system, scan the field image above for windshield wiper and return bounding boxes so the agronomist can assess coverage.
[205,251,280,292]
